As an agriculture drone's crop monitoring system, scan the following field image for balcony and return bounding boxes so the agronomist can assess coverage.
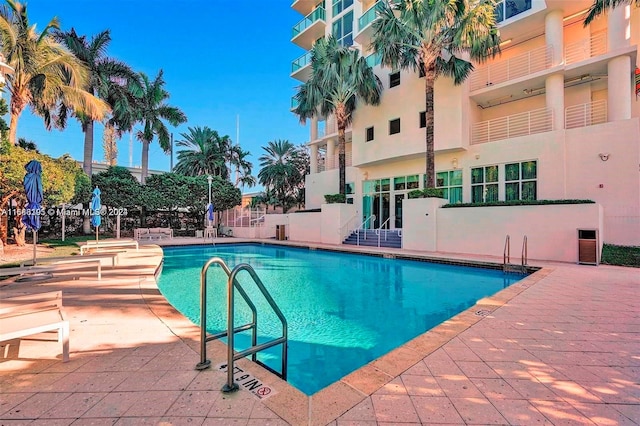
[292,7,326,50]
[470,45,553,91]
[565,31,607,65]
[565,100,607,129]
[291,51,312,81]
[317,148,353,172]
[292,0,319,16]
[471,107,553,144]
[365,51,381,68]
[355,1,384,45]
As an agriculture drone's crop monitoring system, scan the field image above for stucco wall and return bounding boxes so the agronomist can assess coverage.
[288,212,322,243]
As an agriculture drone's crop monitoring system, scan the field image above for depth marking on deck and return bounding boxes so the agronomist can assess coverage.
[216,362,277,400]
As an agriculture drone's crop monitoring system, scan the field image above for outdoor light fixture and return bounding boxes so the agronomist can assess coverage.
[598,153,610,161]
[452,158,458,169]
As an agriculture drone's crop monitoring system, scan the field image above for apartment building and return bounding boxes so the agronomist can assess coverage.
[291,0,640,246]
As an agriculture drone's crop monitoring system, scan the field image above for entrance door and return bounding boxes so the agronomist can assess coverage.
[394,194,405,229]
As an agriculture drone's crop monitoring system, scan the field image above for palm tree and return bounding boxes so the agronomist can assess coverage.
[371,0,500,187]
[584,0,638,25]
[258,139,301,212]
[135,70,187,184]
[294,36,382,195]
[230,146,256,188]
[0,0,109,146]
[55,28,142,176]
[174,126,231,178]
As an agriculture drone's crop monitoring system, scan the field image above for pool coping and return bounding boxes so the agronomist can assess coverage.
[156,239,551,425]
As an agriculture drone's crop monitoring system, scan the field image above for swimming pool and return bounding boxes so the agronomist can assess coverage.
[158,244,524,395]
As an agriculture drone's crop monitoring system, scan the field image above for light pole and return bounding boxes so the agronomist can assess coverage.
[207,175,213,228]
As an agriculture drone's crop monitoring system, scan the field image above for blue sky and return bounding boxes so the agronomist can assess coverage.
[15,0,309,182]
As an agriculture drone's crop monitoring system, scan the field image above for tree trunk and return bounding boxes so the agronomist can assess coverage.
[336,104,347,196]
[141,139,150,184]
[83,121,94,176]
[424,65,436,188]
[9,109,22,146]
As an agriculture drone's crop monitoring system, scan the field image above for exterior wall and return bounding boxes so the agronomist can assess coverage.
[320,203,357,245]
[305,166,359,209]
[399,201,603,262]
[289,212,322,243]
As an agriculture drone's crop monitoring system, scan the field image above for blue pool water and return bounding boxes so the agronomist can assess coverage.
[158,244,524,395]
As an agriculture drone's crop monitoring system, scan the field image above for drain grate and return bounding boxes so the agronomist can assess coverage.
[475,309,492,317]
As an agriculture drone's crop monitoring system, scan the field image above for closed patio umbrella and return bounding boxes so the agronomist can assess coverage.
[207,202,214,227]
[22,160,43,265]
[91,187,102,241]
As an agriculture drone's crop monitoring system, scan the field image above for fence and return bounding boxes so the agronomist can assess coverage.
[565,31,607,65]
[471,46,553,91]
[472,107,553,144]
[220,207,267,228]
[565,100,607,129]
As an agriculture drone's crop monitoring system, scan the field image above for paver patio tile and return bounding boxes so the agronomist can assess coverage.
[207,391,257,418]
[470,378,523,400]
[529,399,598,425]
[3,372,68,393]
[201,419,248,426]
[114,370,166,392]
[249,400,281,419]
[548,381,604,403]
[121,390,181,417]
[336,397,376,421]
[370,394,420,423]
[402,360,431,376]
[449,396,508,424]
[490,398,551,424]
[410,395,464,424]
[164,390,221,417]
[114,417,163,425]
[1,392,72,419]
[40,392,107,419]
[400,374,445,397]
[70,419,118,425]
[610,403,640,424]
[81,392,143,418]
[424,350,465,377]
[153,370,200,391]
[486,361,538,380]
[569,402,639,426]
[48,372,131,392]
[246,419,289,426]
[455,361,500,379]
[0,392,34,417]
[158,416,206,425]
[373,377,407,396]
[336,421,378,426]
[30,419,75,425]
[443,343,482,362]
[435,375,484,398]
[505,378,563,401]
[74,355,129,373]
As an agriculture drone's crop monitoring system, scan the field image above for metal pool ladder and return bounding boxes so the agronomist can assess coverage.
[503,235,528,274]
[195,257,288,393]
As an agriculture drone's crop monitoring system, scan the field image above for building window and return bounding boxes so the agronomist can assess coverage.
[389,71,400,88]
[332,0,353,16]
[346,181,355,204]
[471,165,499,203]
[332,10,353,47]
[495,0,532,23]
[505,160,537,201]
[365,126,374,142]
[436,170,463,203]
[419,111,426,128]
[389,118,400,135]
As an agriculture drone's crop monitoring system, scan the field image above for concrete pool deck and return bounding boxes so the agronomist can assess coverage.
[1,238,638,425]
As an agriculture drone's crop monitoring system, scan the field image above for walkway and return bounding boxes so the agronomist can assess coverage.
[0,240,638,425]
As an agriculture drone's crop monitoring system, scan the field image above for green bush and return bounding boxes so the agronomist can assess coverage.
[407,188,444,199]
[324,193,346,204]
[601,244,640,268]
[442,199,595,208]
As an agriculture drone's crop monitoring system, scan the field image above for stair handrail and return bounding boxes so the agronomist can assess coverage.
[338,212,359,240]
[375,216,395,247]
[522,235,528,267]
[356,214,376,244]
[223,263,288,392]
[503,235,510,267]
[196,257,258,371]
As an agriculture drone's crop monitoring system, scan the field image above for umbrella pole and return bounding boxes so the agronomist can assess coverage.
[96,226,98,242]
[33,230,37,266]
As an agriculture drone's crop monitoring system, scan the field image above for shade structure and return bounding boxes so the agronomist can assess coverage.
[91,187,102,241]
[22,160,43,265]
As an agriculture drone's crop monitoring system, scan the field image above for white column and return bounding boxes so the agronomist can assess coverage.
[546,73,564,130]
[310,144,318,174]
[545,9,564,66]
[608,55,632,121]
[326,140,335,170]
[310,117,318,141]
[608,4,630,51]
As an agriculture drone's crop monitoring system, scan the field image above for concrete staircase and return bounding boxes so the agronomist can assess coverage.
[343,229,402,248]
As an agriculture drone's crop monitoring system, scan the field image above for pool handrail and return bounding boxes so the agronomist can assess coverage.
[222,263,288,393]
[196,257,258,371]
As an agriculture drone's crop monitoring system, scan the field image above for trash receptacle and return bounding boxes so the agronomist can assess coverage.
[276,224,286,241]
[577,229,598,265]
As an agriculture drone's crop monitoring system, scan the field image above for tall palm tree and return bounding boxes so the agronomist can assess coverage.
[258,139,300,212]
[135,70,187,184]
[230,146,256,188]
[55,28,142,176]
[174,126,231,178]
[0,0,109,146]
[584,0,638,25]
[294,36,382,195]
[371,0,500,187]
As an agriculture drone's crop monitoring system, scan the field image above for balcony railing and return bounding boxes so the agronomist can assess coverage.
[471,107,553,144]
[291,51,312,73]
[565,31,607,65]
[565,100,607,129]
[358,1,384,32]
[366,52,381,68]
[471,46,553,91]
[292,7,326,38]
